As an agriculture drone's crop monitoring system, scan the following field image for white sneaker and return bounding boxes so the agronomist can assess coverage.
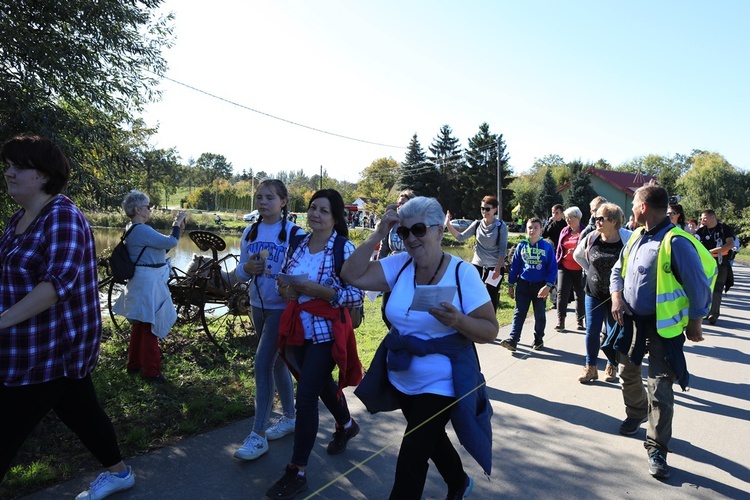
[233,432,268,460]
[266,416,296,441]
[75,466,135,500]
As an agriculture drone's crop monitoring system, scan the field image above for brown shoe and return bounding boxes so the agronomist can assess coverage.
[578,365,598,384]
[554,320,565,331]
[604,364,619,382]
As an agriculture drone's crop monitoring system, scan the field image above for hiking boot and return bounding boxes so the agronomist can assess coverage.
[648,450,670,479]
[619,416,647,436]
[445,474,474,499]
[578,365,598,384]
[234,432,269,460]
[532,339,544,350]
[554,321,565,331]
[266,416,296,441]
[604,363,619,382]
[499,338,517,352]
[75,466,135,500]
[327,419,360,455]
[266,465,308,499]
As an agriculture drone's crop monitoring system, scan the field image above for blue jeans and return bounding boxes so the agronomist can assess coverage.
[251,308,295,434]
[285,340,351,467]
[509,279,547,342]
[584,295,617,367]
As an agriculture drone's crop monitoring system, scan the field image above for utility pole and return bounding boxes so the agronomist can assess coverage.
[250,173,255,212]
[496,137,502,220]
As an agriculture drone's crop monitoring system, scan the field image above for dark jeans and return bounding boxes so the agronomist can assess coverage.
[709,264,730,318]
[0,375,122,481]
[473,265,501,311]
[390,391,465,499]
[509,279,547,342]
[285,340,351,467]
[557,267,585,324]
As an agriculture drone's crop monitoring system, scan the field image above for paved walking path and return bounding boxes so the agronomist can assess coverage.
[25,265,750,499]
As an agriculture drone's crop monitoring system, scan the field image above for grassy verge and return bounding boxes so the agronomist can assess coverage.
[2,237,525,498]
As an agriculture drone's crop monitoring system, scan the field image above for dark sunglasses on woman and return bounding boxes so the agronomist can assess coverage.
[397,223,439,240]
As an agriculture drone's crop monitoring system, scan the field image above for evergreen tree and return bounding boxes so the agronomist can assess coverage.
[426,125,464,215]
[465,123,511,220]
[565,161,598,224]
[533,168,563,219]
[400,134,432,195]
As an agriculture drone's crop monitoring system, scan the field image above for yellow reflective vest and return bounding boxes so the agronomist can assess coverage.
[622,226,717,338]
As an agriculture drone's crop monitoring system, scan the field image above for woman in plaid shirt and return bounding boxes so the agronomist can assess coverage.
[266,189,364,499]
[0,136,135,499]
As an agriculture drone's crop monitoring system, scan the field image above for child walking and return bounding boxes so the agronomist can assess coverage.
[233,180,302,461]
[500,218,558,351]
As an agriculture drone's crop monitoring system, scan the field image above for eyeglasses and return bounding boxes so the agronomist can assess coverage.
[480,206,495,212]
[396,223,439,240]
[666,211,677,216]
[593,216,607,224]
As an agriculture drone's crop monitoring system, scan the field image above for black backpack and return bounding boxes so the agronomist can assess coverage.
[286,233,364,328]
[109,224,146,283]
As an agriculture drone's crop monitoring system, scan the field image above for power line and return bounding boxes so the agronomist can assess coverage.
[159,75,408,150]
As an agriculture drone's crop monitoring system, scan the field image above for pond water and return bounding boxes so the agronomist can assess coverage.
[93,227,474,271]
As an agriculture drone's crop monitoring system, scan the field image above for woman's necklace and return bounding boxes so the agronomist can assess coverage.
[405,252,446,317]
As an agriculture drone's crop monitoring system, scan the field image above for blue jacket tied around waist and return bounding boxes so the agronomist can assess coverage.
[354,329,493,475]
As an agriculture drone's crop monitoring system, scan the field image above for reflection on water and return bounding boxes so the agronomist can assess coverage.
[93,227,473,273]
[94,227,244,273]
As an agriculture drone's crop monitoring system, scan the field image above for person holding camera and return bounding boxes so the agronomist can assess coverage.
[113,190,187,383]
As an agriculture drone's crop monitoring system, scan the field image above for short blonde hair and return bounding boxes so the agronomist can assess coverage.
[597,203,624,230]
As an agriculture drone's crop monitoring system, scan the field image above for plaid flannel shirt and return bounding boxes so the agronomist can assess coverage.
[281,230,364,343]
[0,196,102,386]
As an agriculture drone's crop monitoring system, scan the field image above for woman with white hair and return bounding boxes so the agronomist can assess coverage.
[341,196,497,499]
[555,206,586,331]
[113,190,186,383]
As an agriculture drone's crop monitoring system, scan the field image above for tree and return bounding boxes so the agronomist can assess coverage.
[533,168,563,219]
[357,157,399,215]
[426,125,464,216]
[400,134,431,195]
[564,161,598,223]
[676,152,743,220]
[464,123,512,220]
[0,0,174,219]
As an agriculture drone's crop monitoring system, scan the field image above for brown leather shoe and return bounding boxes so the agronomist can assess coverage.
[604,364,619,382]
[578,365,598,383]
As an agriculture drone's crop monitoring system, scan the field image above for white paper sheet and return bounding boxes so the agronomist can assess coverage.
[409,285,457,312]
[484,271,502,287]
[277,273,309,284]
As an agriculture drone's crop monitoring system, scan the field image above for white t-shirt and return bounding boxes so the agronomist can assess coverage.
[294,246,326,339]
[380,252,490,396]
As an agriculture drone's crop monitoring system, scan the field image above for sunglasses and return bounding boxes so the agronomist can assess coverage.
[593,216,607,224]
[396,223,439,240]
[480,206,495,212]
[666,211,677,216]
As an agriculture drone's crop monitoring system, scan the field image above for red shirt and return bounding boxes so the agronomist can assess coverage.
[561,232,582,271]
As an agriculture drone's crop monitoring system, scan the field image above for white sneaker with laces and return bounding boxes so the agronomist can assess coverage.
[266,416,296,441]
[233,431,268,460]
[75,466,135,500]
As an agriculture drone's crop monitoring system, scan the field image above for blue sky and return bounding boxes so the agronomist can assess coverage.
[143,1,749,181]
